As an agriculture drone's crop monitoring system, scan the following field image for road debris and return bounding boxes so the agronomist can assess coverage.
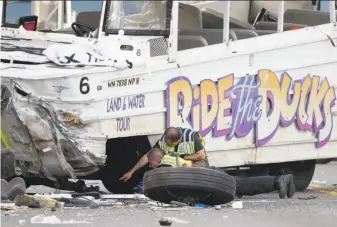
[101,194,148,200]
[194,203,211,208]
[171,201,188,207]
[14,195,63,208]
[298,196,317,200]
[30,215,62,224]
[148,201,172,207]
[30,214,91,224]
[2,189,241,213]
[310,180,327,185]
[1,204,16,211]
[159,218,172,226]
[164,217,189,224]
[151,206,189,211]
[71,192,101,200]
[231,201,243,209]
[215,205,221,210]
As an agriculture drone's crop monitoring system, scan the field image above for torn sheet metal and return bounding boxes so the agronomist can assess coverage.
[0,82,106,180]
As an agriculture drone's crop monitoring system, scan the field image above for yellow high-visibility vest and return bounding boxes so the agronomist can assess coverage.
[158,128,205,156]
[158,154,192,167]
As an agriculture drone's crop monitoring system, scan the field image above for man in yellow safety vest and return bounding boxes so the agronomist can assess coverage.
[120,127,208,182]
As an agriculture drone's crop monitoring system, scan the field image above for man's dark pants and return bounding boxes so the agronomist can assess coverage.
[208,166,276,196]
[234,176,276,196]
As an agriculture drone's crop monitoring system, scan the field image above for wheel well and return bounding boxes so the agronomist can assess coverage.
[101,135,152,193]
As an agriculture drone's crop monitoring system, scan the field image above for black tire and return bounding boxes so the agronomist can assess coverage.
[282,160,316,191]
[143,167,236,206]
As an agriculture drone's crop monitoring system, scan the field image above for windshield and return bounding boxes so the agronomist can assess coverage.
[104,0,172,36]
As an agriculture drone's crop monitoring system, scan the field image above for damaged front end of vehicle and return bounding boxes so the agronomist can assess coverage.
[1,80,107,181]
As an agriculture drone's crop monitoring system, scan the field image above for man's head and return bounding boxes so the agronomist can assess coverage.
[147,148,165,168]
[164,127,181,147]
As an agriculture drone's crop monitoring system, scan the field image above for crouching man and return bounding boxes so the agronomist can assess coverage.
[147,148,296,199]
[120,127,209,182]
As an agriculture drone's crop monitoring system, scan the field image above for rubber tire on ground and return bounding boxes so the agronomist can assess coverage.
[143,167,236,206]
[282,160,316,191]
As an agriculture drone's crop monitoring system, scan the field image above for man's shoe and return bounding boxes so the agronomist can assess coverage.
[1,179,9,200]
[275,174,294,199]
[5,177,26,201]
[287,175,296,198]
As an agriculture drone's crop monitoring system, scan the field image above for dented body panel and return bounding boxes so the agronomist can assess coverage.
[1,0,337,182]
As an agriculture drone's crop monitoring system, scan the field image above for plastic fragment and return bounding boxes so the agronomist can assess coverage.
[194,203,211,208]
[215,205,221,210]
[30,215,61,224]
[159,218,172,226]
[232,201,243,209]
[171,201,188,207]
[164,217,189,224]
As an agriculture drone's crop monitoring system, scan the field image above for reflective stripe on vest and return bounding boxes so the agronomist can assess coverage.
[158,128,204,155]
[158,155,192,167]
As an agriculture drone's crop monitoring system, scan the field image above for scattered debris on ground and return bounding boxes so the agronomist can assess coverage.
[1,204,16,211]
[1,190,247,217]
[163,217,190,224]
[159,218,172,226]
[298,196,317,200]
[231,201,243,209]
[215,205,221,210]
[311,180,327,185]
[15,195,63,208]
[171,201,188,207]
[30,214,91,224]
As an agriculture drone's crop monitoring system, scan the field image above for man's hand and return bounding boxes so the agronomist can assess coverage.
[183,149,206,161]
[119,153,150,182]
[119,171,133,182]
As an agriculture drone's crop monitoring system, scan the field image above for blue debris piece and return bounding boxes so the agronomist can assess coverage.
[194,203,211,208]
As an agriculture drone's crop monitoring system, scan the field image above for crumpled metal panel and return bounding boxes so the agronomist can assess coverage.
[1,82,106,180]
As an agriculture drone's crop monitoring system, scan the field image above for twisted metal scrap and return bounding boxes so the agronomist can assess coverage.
[1,85,11,115]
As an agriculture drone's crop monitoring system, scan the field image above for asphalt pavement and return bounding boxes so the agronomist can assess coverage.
[1,162,336,227]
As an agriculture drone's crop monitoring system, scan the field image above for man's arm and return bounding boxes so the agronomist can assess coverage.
[128,140,161,173]
[182,133,206,161]
[119,153,149,182]
[119,140,160,182]
[129,154,149,174]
